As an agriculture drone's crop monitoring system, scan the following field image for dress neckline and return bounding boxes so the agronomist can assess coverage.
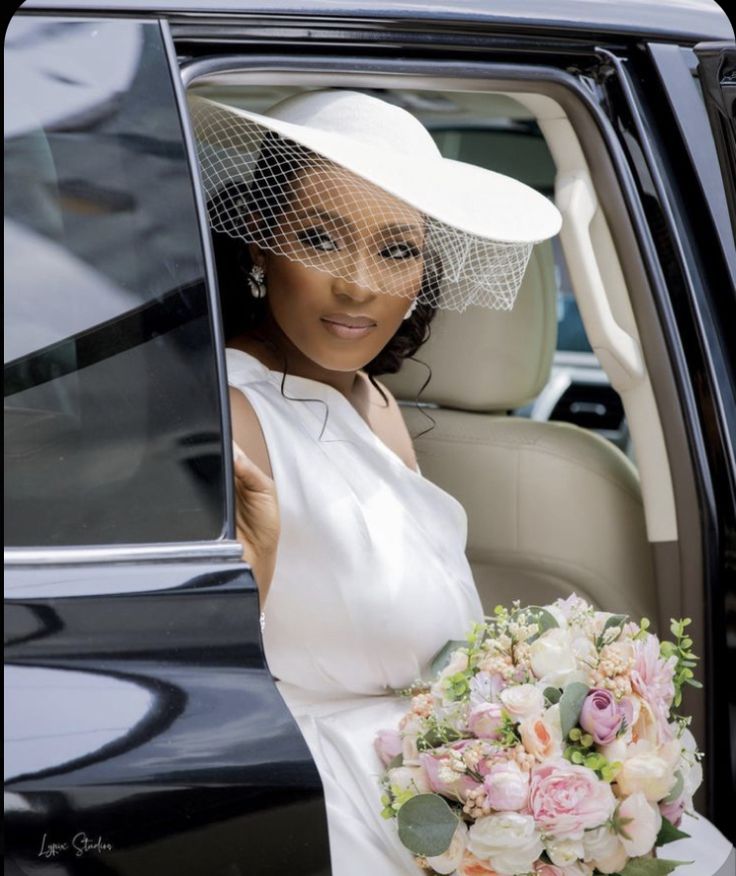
[225,346,420,475]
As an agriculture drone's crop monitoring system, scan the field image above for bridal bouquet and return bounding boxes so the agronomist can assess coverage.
[374,595,702,876]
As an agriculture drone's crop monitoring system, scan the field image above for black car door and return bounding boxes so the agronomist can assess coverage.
[4,14,330,875]
[695,41,736,244]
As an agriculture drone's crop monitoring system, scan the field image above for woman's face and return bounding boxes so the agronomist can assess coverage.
[249,165,425,375]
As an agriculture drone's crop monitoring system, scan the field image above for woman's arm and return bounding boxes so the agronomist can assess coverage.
[229,387,280,604]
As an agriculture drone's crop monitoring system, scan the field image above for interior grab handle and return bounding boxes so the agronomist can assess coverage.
[556,172,645,391]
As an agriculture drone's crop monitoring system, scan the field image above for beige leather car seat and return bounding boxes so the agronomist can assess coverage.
[382,240,658,621]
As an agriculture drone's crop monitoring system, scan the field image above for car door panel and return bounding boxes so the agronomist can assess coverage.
[4,12,330,874]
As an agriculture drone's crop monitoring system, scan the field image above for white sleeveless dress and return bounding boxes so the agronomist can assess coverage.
[225,347,734,876]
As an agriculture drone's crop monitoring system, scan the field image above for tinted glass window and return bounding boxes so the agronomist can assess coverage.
[4,17,224,546]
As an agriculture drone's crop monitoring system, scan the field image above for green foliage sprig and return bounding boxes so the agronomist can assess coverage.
[660,618,701,708]
[564,727,621,782]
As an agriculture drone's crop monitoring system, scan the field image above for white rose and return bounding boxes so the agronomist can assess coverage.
[386,765,431,795]
[618,792,662,857]
[679,728,703,799]
[468,812,543,876]
[546,603,570,629]
[599,738,628,764]
[426,820,468,875]
[499,684,545,723]
[617,741,677,801]
[529,628,578,686]
[583,825,628,874]
[571,634,598,669]
[545,835,584,867]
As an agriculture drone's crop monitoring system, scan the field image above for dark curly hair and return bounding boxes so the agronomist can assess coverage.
[208,132,440,431]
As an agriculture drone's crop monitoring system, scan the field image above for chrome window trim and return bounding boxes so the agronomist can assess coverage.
[161,18,237,542]
[4,540,244,567]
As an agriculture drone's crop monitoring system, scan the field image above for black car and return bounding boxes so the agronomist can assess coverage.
[5,1,735,873]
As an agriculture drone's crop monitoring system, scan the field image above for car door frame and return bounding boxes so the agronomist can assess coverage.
[177,38,734,832]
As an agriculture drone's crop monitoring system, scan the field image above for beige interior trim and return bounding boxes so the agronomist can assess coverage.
[514,93,678,542]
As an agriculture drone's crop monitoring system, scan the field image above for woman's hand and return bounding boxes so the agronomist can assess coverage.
[232,440,280,602]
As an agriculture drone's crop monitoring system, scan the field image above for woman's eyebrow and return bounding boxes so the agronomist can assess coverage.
[302,208,422,237]
[382,223,423,236]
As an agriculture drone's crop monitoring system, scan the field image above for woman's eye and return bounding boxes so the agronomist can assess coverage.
[298,227,339,252]
[382,242,421,260]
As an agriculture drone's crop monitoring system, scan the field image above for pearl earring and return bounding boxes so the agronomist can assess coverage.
[248,264,267,299]
[402,298,418,320]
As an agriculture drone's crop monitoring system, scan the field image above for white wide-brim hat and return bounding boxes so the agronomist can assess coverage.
[189,89,562,312]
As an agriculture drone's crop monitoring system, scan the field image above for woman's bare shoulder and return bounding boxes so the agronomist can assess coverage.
[364,375,419,473]
[228,385,273,479]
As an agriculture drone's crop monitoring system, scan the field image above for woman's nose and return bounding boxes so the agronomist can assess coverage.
[332,248,378,302]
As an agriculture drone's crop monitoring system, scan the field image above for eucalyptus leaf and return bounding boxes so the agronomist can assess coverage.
[617,856,693,875]
[598,613,629,641]
[656,815,691,847]
[396,793,459,857]
[559,682,590,739]
[430,639,467,678]
[543,686,562,705]
[386,752,404,771]
[513,606,559,643]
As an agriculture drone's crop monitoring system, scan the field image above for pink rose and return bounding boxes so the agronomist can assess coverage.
[420,751,482,800]
[374,728,403,767]
[483,760,530,811]
[530,759,617,838]
[579,689,624,745]
[469,702,505,740]
[659,795,686,827]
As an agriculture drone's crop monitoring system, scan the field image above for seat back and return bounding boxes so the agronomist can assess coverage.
[382,241,657,620]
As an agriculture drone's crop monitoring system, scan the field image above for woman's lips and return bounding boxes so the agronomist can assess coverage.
[320,317,377,340]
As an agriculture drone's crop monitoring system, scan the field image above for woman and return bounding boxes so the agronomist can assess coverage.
[189,90,732,875]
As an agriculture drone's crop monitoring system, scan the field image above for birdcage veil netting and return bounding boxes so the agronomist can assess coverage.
[190,97,536,313]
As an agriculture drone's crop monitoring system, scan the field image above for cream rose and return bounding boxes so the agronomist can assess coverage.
[386,765,431,796]
[617,740,678,801]
[582,825,628,874]
[618,792,662,857]
[468,812,543,876]
[544,836,584,867]
[426,820,469,875]
[499,684,545,723]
